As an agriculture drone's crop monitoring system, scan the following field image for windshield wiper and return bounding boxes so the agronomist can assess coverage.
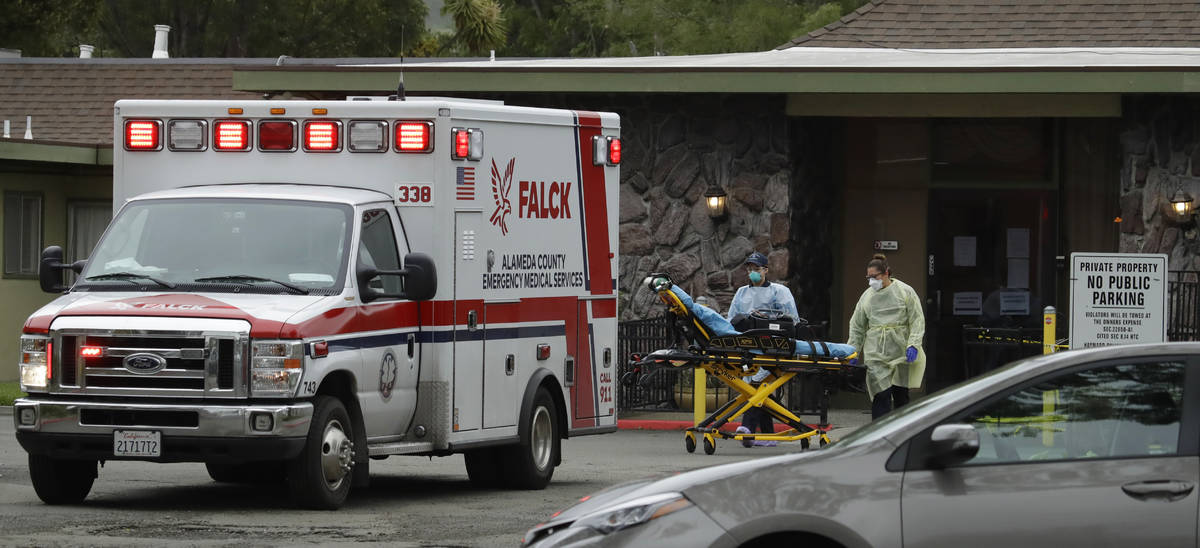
[85,272,176,289]
[193,275,309,295]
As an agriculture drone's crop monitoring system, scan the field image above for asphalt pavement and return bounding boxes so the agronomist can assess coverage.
[0,406,873,547]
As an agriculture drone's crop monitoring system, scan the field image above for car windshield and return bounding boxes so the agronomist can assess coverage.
[78,198,352,293]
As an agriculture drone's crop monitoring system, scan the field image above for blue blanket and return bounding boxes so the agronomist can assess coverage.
[669,285,855,359]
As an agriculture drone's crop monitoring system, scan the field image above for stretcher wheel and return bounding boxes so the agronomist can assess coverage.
[702,433,716,455]
[684,431,697,454]
[800,438,810,450]
[819,435,830,448]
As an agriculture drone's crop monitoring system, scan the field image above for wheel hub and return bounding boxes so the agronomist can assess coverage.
[530,406,552,471]
[320,419,354,489]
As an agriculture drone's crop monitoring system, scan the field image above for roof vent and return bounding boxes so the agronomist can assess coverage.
[79,45,94,58]
[152,25,170,59]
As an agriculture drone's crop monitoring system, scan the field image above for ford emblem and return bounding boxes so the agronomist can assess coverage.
[123,353,167,375]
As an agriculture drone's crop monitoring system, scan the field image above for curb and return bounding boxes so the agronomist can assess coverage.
[617,419,829,432]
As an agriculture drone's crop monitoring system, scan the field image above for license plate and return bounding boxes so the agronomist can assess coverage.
[113,430,161,457]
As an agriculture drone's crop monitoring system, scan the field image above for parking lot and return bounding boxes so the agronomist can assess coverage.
[0,410,867,547]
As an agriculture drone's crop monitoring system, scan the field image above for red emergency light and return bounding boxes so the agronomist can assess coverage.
[608,137,622,165]
[79,346,104,358]
[46,341,53,380]
[124,120,162,151]
[304,121,341,152]
[453,129,470,158]
[258,120,296,151]
[395,121,433,153]
[214,120,251,151]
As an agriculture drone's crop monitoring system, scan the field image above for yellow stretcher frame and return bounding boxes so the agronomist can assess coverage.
[633,278,859,455]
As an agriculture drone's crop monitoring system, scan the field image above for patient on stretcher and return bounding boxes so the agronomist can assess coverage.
[666,284,855,359]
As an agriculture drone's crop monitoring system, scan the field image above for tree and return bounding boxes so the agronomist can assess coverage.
[0,0,429,58]
[496,0,872,58]
[442,0,507,56]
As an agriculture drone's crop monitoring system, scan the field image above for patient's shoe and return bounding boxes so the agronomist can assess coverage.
[754,440,777,447]
[736,426,752,448]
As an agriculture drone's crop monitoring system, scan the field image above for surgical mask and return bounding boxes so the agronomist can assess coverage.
[868,278,883,291]
[749,271,763,284]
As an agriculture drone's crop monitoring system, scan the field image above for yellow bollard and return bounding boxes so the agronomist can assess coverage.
[1042,305,1057,355]
[693,368,706,426]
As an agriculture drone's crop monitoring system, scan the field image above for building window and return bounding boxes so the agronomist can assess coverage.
[67,202,112,283]
[4,191,43,277]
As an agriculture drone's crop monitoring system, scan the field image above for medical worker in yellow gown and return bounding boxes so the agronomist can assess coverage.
[847,254,926,419]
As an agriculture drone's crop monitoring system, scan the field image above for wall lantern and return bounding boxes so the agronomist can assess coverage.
[1170,187,1194,217]
[704,184,727,219]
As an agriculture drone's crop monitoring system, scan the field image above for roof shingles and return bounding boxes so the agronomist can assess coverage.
[0,62,258,145]
[782,0,1200,49]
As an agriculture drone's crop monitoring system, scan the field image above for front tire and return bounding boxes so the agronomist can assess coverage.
[464,447,505,488]
[29,454,96,505]
[287,396,354,510]
[504,388,559,489]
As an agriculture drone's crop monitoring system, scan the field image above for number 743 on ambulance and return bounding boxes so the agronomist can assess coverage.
[13,97,622,510]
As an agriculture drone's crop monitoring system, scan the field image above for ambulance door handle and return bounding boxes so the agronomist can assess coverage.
[505,354,515,376]
[407,333,416,359]
[564,356,575,386]
[467,310,478,331]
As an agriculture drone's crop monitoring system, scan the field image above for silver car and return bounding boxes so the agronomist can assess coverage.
[524,343,1199,547]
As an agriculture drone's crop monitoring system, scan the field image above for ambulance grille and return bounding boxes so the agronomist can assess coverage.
[52,330,247,397]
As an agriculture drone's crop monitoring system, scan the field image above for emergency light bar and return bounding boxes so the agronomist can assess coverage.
[258,120,297,152]
[124,120,162,151]
[348,121,387,152]
[592,136,622,166]
[395,121,433,153]
[168,120,207,151]
[214,120,251,151]
[303,121,342,152]
[451,127,484,161]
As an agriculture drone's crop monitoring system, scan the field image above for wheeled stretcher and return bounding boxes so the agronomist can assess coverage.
[627,274,860,455]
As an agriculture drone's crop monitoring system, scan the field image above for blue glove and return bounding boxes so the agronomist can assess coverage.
[906,346,918,363]
[848,357,859,366]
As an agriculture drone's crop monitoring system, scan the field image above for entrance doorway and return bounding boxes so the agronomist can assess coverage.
[923,118,1058,389]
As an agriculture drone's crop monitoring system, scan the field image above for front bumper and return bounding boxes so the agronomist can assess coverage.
[13,397,312,463]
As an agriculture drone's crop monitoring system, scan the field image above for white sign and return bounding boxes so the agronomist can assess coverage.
[1070,252,1168,349]
[953,291,983,316]
[873,240,899,251]
[999,289,1031,315]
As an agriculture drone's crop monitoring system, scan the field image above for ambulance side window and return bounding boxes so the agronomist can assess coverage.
[359,208,402,295]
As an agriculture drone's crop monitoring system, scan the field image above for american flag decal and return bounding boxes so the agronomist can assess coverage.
[456,166,475,200]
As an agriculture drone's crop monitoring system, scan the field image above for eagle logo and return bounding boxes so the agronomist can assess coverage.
[490,157,515,235]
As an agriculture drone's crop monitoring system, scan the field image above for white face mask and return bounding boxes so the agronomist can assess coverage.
[868,278,883,291]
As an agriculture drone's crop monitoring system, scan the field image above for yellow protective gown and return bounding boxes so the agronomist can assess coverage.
[847,278,926,399]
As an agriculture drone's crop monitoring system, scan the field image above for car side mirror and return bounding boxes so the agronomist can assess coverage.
[356,252,437,303]
[926,424,980,469]
[38,246,85,294]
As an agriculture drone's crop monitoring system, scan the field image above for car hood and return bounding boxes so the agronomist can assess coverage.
[23,291,342,339]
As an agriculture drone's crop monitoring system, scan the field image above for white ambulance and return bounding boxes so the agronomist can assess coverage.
[13,97,620,509]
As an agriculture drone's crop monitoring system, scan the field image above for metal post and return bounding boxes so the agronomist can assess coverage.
[1043,305,1057,355]
[694,368,706,426]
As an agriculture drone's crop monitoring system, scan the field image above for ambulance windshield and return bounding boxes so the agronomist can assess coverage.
[79,198,352,294]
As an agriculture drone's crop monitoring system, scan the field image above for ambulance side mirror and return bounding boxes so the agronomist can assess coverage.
[38,246,85,293]
[357,252,437,303]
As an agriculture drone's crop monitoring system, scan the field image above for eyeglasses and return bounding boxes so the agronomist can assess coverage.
[866,273,882,280]
[746,265,765,272]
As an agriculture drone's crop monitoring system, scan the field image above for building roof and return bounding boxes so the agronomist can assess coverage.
[0,59,264,145]
[781,0,1200,49]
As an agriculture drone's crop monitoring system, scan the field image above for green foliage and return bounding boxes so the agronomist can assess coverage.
[497,0,870,58]
[442,0,507,55]
[0,382,25,407]
[0,0,429,58]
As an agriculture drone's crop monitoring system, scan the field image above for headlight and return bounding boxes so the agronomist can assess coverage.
[19,335,50,392]
[573,492,693,535]
[250,340,304,397]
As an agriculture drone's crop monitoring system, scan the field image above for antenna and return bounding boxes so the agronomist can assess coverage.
[393,25,407,101]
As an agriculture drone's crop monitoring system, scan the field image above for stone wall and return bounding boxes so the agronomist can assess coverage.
[487,93,835,323]
[1119,95,1200,270]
